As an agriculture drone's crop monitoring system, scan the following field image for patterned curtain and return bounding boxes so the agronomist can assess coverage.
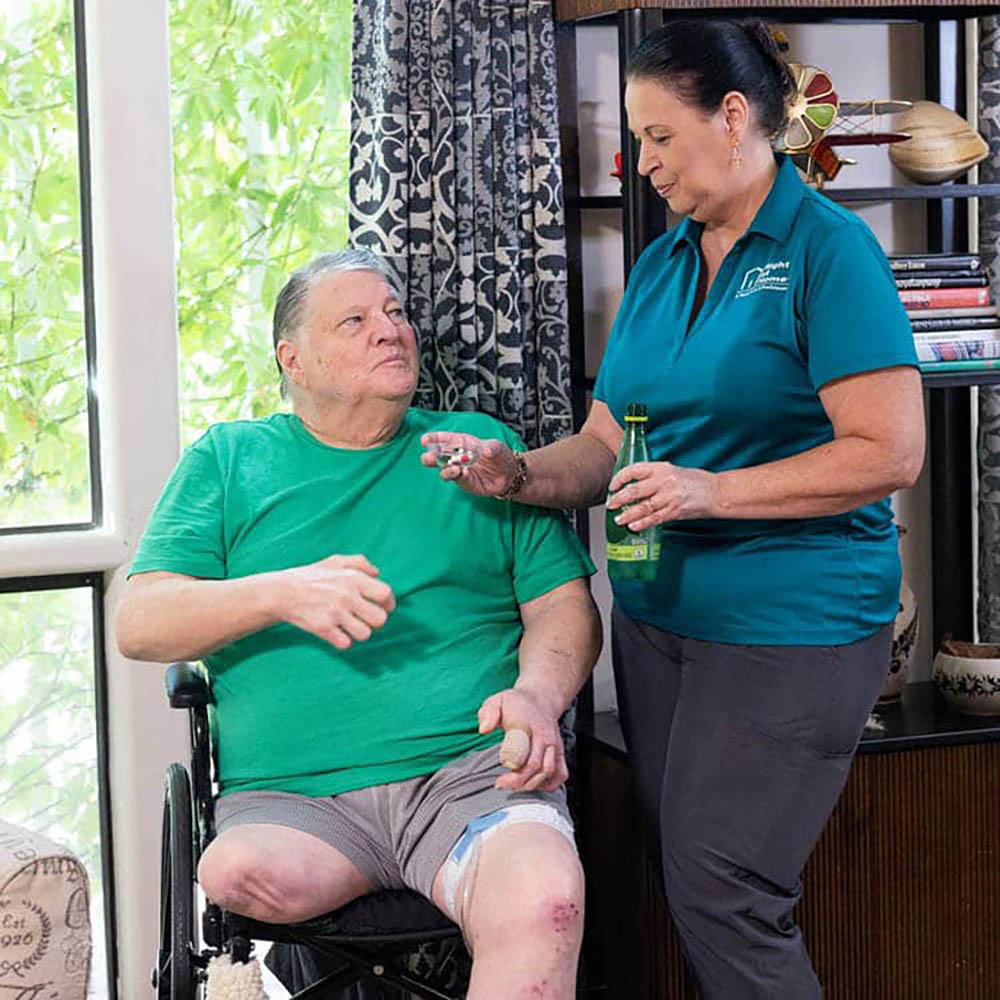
[349,0,573,449]
[978,18,1000,639]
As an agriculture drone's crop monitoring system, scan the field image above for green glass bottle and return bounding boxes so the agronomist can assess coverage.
[606,403,661,582]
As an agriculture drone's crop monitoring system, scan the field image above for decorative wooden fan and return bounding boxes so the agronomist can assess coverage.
[778,63,839,152]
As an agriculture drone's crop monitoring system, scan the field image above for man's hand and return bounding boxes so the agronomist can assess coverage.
[276,554,396,650]
[419,431,519,497]
[478,687,568,792]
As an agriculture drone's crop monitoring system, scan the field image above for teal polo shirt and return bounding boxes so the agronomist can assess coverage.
[594,153,918,645]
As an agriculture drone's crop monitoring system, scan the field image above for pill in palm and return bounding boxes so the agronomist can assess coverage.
[434,445,480,468]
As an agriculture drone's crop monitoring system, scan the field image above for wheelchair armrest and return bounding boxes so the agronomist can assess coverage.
[165,662,213,709]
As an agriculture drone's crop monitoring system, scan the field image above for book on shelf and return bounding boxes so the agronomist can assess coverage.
[899,269,987,283]
[898,286,991,309]
[896,273,987,289]
[896,274,988,290]
[905,305,998,320]
[920,357,1000,373]
[914,336,1000,362]
[913,326,1000,341]
[910,315,1000,332]
[890,252,982,273]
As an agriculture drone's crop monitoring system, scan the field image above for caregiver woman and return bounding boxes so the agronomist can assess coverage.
[422,18,924,998]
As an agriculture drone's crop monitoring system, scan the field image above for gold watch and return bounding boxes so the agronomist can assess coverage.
[494,452,528,501]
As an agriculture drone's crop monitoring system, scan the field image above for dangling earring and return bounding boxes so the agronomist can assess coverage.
[731,143,744,169]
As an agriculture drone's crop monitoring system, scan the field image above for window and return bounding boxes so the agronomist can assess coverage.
[0,3,115,996]
[0,0,98,531]
[169,0,353,438]
[0,578,111,1000]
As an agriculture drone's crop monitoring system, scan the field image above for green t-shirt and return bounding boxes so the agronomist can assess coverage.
[131,409,594,796]
[594,153,918,645]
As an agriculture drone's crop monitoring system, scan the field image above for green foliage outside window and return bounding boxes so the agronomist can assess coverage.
[170,0,352,441]
[0,588,98,867]
[0,586,108,997]
[0,0,353,527]
[0,2,89,529]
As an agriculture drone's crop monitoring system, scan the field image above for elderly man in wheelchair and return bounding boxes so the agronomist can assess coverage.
[116,248,602,1000]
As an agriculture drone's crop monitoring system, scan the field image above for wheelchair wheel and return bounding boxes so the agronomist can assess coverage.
[154,763,197,1000]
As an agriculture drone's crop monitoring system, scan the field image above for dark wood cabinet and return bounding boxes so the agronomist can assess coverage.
[577,691,1000,999]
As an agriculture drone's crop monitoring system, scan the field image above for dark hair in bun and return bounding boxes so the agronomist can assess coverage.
[625,18,794,137]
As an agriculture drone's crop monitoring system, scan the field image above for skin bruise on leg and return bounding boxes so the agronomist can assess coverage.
[551,900,580,935]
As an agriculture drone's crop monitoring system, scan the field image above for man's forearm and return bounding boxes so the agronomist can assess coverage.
[516,583,603,716]
[116,572,280,663]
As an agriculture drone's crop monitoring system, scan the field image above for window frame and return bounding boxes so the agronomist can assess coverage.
[0,1,185,996]
[0,0,103,539]
[0,572,118,996]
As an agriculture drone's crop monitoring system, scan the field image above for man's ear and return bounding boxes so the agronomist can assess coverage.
[276,339,303,385]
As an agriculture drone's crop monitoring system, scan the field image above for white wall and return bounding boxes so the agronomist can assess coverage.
[576,22,942,711]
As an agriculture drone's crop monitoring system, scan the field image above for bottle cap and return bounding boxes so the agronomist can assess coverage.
[624,402,648,423]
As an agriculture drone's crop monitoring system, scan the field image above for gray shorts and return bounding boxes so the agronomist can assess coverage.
[214,745,574,900]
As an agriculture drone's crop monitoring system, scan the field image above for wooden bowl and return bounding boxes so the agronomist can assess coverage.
[888,101,988,184]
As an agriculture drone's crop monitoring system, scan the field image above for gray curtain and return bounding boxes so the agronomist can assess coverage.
[349,0,573,450]
[342,7,576,992]
[979,18,1000,639]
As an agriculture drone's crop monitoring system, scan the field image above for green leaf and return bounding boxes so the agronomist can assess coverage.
[168,0,351,441]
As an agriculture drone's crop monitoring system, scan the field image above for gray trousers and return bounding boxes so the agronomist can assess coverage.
[611,606,891,999]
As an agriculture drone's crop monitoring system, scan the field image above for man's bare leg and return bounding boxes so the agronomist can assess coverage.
[432,823,585,1000]
[199,824,372,923]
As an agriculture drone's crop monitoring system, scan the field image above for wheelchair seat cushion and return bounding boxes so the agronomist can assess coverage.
[260,889,467,997]
[247,888,457,943]
[264,889,471,1000]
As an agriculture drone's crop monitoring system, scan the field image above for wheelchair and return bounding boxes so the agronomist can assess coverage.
[155,661,469,1000]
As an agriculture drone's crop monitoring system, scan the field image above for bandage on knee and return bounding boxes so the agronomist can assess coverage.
[441,804,576,923]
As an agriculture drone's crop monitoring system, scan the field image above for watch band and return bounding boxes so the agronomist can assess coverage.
[494,451,528,501]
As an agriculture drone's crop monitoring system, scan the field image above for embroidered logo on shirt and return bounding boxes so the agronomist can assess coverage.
[736,260,791,298]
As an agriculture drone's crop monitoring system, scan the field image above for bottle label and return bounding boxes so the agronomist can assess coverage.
[607,541,661,561]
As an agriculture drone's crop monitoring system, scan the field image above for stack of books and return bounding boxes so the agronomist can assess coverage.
[892,253,999,373]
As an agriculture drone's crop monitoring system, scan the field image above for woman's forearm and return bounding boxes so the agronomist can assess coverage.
[712,434,923,520]
[705,366,925,521]
[518,431,618,509]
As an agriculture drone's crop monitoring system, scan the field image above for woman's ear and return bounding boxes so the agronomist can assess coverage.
[721,90,751,142]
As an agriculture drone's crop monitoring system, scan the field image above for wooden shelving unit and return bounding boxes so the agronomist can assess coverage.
[555,1,1000,21]
[576,182,1000,208]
